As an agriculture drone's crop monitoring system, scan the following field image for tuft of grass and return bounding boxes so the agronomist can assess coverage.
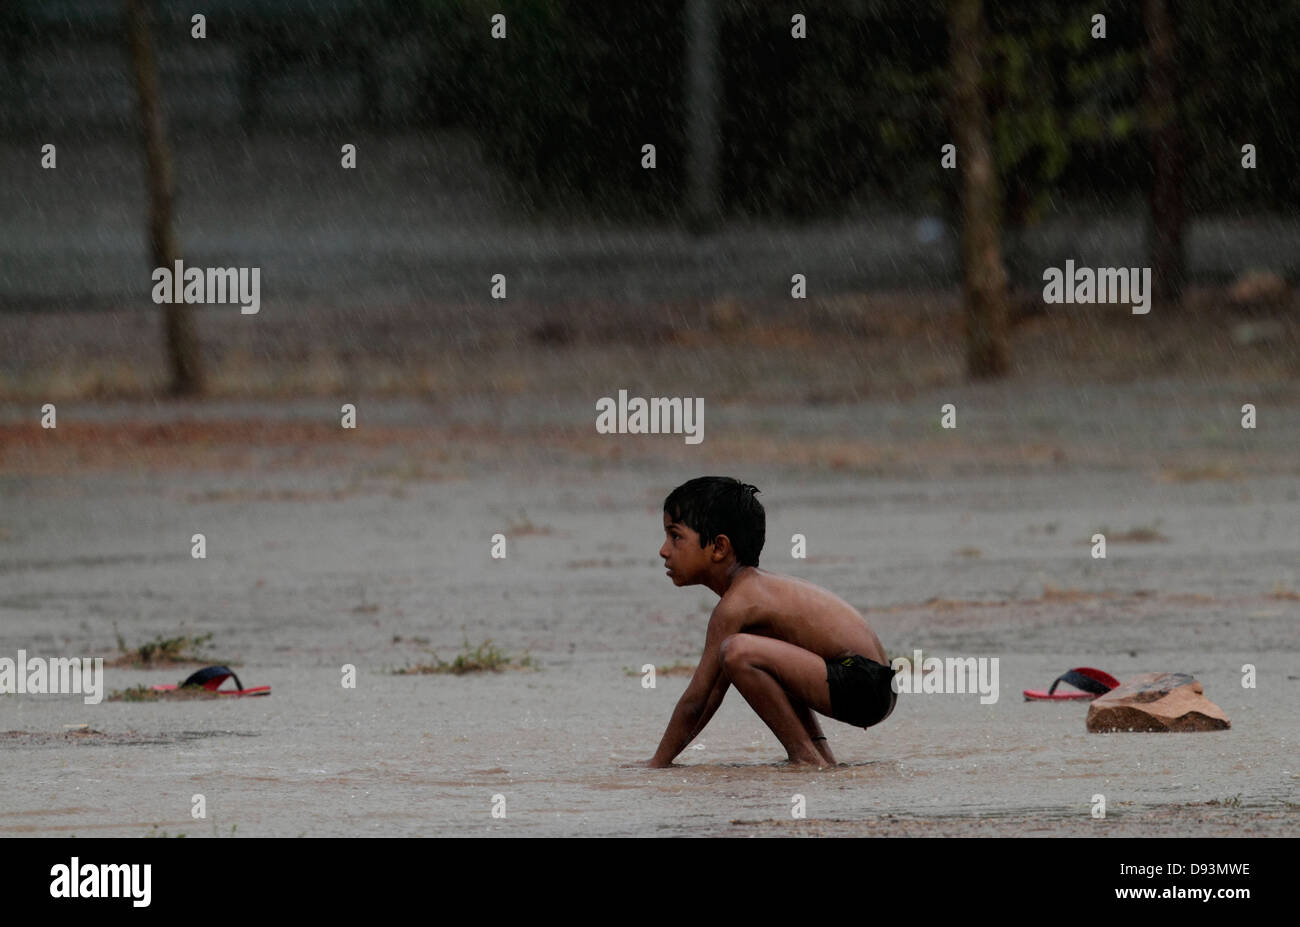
[1089,522,1170,544]
[506,510,553,536]
[394,638,536,675]
[145,825,187,838]
[109,631,216,667]
[107,684,219,702]
[623,660,696,677]
[1270,578,1300,600]
[109,685,161,702]
[392,634,431,645]
[1207,793,1244,808]
[1111,525,1170,543]
[1042,581,1089,600]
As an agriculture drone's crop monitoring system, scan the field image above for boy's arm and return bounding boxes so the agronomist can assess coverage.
[648,604,742,767]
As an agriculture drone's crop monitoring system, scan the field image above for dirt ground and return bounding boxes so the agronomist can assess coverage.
[3,283,1299,403]
[1,290,1297,836]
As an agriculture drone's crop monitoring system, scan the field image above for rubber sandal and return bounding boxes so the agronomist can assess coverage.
[1023,667,1119,701]
[150,665,270,697]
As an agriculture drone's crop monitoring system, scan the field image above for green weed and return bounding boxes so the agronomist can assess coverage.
[394,638,536,675]
[110,631,216,667]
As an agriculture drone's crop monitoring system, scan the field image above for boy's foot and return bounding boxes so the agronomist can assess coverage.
[721,633,839,765]
[813,741,836,766]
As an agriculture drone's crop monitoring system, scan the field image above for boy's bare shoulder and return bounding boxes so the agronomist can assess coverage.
[713,569,814,620]
[706,569,767,621]
[730,568,826,601]
[710,579,760,623]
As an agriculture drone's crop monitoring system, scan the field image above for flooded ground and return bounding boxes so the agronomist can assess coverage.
[4,25,1297,840]
[2,363,1298,836]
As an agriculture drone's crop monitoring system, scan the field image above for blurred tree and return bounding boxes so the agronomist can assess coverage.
[126,0,203,395]
[949,0,1009,379]
[684,0,722,233]
[983,2,1145,292]
[1144,0,1184,307]
[429,0,686,218]
[415,1,1298,236]
[1177,1,1300,217]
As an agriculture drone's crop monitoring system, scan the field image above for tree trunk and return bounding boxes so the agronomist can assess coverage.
[126,0,204,395]
[949,0,1009,379]
[1143,0,1185,308]
[684,0,721,234]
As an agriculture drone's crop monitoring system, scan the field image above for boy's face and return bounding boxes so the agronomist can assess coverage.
[661,512,715,585]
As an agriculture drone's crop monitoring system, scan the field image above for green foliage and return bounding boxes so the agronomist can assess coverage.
[394,637,536,675]
[107,683,219,702]
[110,685,161,702]
[411,0,1300,218]
[114,632,214,666]
[622,660,694,677]
[985,3,1146,225]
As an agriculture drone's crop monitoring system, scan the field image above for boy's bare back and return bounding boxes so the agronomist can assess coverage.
[715,567,887,667]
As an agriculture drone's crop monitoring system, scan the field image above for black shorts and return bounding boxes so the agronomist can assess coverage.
[824,654,897,728]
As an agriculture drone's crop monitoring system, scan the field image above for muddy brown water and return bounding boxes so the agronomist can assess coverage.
[1,389,1298,836]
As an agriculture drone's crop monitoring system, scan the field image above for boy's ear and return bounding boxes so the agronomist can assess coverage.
[710,534,733,561]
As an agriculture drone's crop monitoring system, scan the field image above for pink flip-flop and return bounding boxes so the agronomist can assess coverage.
[150,665,270,697]
[1023,667,1119,701]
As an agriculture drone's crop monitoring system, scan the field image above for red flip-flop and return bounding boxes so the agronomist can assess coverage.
[1023,667,1119,701]
[150,665,270,697]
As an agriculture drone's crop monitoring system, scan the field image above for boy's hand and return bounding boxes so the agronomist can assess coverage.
[646,601,743,767]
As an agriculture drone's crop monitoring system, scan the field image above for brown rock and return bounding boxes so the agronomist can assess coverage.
[1086,673,1230,733]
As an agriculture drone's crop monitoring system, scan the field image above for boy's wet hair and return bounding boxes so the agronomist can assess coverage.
[663,476,765,567]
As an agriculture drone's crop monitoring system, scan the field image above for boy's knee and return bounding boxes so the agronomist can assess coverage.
[720,633,754,673]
